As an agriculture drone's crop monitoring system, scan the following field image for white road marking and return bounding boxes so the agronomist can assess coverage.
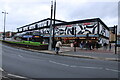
[0,68,3,71]
[49,60,120,72]
[7,74,26,78]
[7,74,27,79]
[70,65,77,67]
[49,60,103,69]
[77,66,103,69]
[18,54,47,62]
[2,76,8,78]
[105,68,120,72]
[49,60,69,67]
[18,55,23,58]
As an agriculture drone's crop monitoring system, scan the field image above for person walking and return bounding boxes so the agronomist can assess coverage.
[103,42,107,50]
[86,41,90,50]
[53,40,57,50]
[89,41,92,50]
[109,43,112,51]
[80,41,83,49]
[74,41,77,52]
[95,42,99,50]
[91,42,95,50]
[55,40,62,54]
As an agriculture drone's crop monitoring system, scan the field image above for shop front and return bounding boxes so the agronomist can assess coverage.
[17,18,110,49]
[53,34,99,47]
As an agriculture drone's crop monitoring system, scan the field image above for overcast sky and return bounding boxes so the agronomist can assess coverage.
[0,0,119,32]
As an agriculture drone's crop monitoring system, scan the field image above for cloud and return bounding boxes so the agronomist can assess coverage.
[67,2,117,20]
[0,0,119,32]
[0,0,52,32]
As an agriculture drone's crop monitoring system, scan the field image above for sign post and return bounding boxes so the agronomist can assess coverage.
[115,25,117,54]
[109,26,117,54]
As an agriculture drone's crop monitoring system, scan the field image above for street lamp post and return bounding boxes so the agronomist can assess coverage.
[49,0,56,50]
[74,27,77,52]
[52,0,56,50]
[115,25,117,54]
[2,11,8,40]
[48,1,53,50]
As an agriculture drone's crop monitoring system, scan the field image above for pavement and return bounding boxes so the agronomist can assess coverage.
[21,46,120,61]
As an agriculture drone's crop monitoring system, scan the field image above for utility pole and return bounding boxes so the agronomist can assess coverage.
[48,1,53,50]
[74,27,77,52]
[115,25,117,54]
[2,11,8,41]
[52,0,56,50]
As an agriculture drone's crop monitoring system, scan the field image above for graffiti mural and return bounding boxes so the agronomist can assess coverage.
[55,22,98,35]
[38,22,98,36]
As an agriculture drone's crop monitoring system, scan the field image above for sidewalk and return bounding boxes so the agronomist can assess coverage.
[60,47,118,61]
[26,46,119,61]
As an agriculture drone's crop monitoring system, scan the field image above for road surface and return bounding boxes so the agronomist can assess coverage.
[1,43,119,78]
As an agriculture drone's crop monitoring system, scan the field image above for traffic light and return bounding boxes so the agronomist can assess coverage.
[112,26,116,34]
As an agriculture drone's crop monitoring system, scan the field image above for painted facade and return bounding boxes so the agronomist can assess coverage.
[17,18,110,45]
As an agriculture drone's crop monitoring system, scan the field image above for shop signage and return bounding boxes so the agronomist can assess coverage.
[23,35,32,38]
[34,36,40,38]
[79,37,86,39]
